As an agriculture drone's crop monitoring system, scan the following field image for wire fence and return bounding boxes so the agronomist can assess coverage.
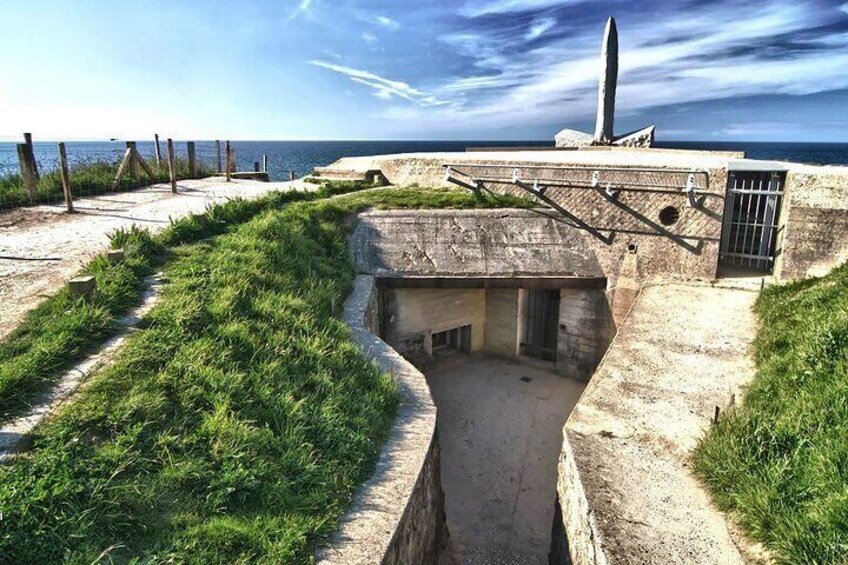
[0,137,234,212]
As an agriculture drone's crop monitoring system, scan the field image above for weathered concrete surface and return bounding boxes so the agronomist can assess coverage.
[613,125,655,148]
[383,288,487,360]
[777,164,848,279]
[341,153,731,288]
[317,275,450,564]
[555,129,595,148]
[557,287,615,381]
[351,209,605,279]
[0,177,311,341]
[594,17,618,144]
[558,283,765,564]
[326,149,737,188]
[427,355,586,564]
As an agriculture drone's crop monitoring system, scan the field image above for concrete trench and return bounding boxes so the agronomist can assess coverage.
[374,279,607,564]
[425,354,586,564]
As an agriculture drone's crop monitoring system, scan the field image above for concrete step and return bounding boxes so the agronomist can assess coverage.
[313,167,387,185]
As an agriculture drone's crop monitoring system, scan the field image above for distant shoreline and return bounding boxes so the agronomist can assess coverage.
[2,139,847,181]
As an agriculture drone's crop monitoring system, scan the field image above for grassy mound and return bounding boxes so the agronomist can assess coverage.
[694,263,848,563]
[0,186,340,422]
[0,185,530,563]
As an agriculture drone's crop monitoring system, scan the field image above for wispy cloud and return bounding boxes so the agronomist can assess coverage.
[401,0,848,136]
[459,0,584,18]
[356,13,401,31]
[309,60,449,106]
[287,0,313,21]
[375,15,400,30]
[362,31,378,44]
[525,17,557,41]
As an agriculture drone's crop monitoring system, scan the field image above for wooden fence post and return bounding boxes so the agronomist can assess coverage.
[228,145,237,174]
[23,133,39,180]
[58,142,74,213]
[125,142,139,182]
[167,138,177,193]
[262,154,268,173]
[154,134,162,166]
[225,141,232,182]
[254,161,260,172]
[215,140,222,173]
[187,141,196,177]
[16,143,37,204]
[290,171,295,182]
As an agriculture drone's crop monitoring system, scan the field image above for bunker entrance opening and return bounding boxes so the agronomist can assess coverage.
[432,325,471,357]
[520,289,560,363]
[720,170,785,274]
[376,278,614,563]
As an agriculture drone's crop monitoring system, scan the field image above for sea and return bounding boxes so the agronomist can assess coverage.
[1,140,847,182]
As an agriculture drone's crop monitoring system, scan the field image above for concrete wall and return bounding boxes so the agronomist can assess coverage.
[777,167,848,280]
[479,165,728,286]
[557,288,616,381]
[383,288,486,360]
[383,284,613,380]
[318,276,450,565]
[342,152,730,292]
[484,288,519,358]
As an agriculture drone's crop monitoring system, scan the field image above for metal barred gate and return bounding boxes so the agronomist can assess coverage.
[719,170,785,273]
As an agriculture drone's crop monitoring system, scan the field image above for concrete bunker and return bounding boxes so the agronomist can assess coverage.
[376,277,611,563]
[345,208,621,563]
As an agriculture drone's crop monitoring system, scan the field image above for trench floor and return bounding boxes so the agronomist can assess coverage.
[426,354,586,564]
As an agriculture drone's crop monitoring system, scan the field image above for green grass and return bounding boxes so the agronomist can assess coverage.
[694,262,848,563]
[0,187,343,423]
[0,184,531,564]
[0,158,213,209]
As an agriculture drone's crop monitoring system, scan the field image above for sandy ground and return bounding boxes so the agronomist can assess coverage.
[426,355,586,565]
[0,177,308,340]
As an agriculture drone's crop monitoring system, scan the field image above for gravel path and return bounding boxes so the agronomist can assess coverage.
[0,177,307,340]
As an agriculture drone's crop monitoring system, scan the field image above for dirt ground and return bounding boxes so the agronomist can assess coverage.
[0,177,307,340]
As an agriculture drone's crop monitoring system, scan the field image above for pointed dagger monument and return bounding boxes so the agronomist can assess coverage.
[555,17,655,148]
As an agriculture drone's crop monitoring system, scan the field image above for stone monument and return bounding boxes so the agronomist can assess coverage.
[555,17,655,148]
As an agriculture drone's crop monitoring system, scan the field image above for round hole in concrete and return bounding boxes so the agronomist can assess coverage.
[659,206,680,226]
[627,243,637,253]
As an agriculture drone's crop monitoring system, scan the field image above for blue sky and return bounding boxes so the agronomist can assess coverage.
[1,0,848,141]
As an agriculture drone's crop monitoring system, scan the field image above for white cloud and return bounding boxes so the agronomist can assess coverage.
[526,17,557,41]
[460,0,582,18]
[375,16,400,30]
[362,32,378,44]
[309,60,448,106]
[287,0,313,21]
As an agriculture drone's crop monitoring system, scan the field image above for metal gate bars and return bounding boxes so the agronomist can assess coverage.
[719,170,785,273]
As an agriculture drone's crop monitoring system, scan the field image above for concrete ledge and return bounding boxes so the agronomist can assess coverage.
[317,275,449,564]
[376,275,607,289]
[555,283,765,564]
[313,167,387,185]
